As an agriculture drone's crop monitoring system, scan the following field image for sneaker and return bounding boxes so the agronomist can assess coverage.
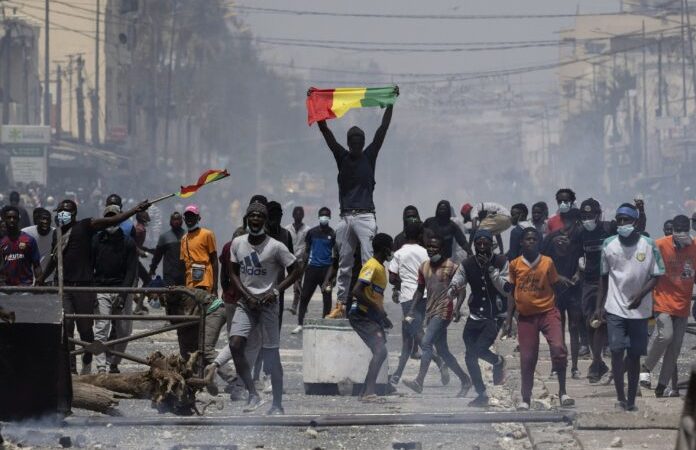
[288,305,298,315]
[663,387,680,397]
[97,368,107,374]
[291,325,303,335]
[492,357,506,385]
[560,394,575,407]
[549,370,557,380]
[654,384,666,398]
[389,374,400,385]
[402,378,423,394]
[266,404,285,415]
[440,365,450,386]
[456,382,471,398]
[578,345,590,358]
[326,303,345,319]
[243,393,265,412]
[625,403,639,412]
[615,400,627,411]
[571,368,581,380]
[517,401,530,411]
[468,394,489,407]
[80,362,92,375]
[639,371,651,389]
[262,376,273,394]
[108,364,120,374]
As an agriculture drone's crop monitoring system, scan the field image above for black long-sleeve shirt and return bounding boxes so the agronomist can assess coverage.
[92,229,137,287]
[150,228,186,286]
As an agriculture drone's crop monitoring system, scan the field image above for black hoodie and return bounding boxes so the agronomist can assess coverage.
[423,200,470,259]
[393,205,421,251]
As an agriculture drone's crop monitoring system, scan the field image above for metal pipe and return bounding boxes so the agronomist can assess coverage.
[70,320,196,355]
[64,314,199,321]
[65,411,575,428]
[197,298,206,378]
[0,286,200,300]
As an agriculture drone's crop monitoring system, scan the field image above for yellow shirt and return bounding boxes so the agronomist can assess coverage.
[180,228,217,291]
[357,257,387,310]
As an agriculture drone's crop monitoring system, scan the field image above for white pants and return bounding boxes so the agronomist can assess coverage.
[93,292,133,369]
[335,212,377,302]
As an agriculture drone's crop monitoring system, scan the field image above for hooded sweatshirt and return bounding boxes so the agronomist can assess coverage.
[393,206,421,251]
[423,200,469,259]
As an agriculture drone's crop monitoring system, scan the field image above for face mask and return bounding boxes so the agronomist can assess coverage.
[429,254,442,264]
[582,220,597,231]
[617,224,635,238]
[186,223,200,232]
[673,232,692,247]
[247,226,265,236]
[56,211,72,226]
[558,201,572,214]
[106,226,119,235]
[319,216,330,226]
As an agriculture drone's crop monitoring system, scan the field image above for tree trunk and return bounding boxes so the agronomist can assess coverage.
[72,382,122,415]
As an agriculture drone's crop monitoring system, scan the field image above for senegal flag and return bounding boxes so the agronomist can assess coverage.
[306,86,398,125]
[177,169,229,198]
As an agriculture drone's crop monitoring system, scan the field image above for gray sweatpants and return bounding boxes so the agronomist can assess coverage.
[94,293,133,370]
[335,212,377,303]
[644,312,688,387]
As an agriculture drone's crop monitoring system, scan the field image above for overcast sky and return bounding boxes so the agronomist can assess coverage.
[235,0,621,87]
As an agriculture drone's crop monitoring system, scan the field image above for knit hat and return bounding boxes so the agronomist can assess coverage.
[246,201,268,218]
[473,229,493,242]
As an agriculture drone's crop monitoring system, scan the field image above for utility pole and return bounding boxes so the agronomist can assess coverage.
[2,20,11,125]
[43,0,50,126]
[681,0,688,117]
[685,0,696,110]
[642,21,648,175]
[67,55,73,134]
[55,63,61,135]
[92,0,100,144]
[163,1,178,164]
[76,56,85,143]
[657,35,663,164]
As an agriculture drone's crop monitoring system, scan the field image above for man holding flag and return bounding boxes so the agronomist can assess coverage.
[310,85,398,315]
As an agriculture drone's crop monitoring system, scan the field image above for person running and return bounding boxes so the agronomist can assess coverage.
[228,201,301,415]
[503,227,574,410]
[180,204,221,370]
[541,209,583,379]
[0,205,42,286]
[450,229,507,407]
[316,100,394,317]
[402,235,472,397]
[149,212,194,359]
[388,222,447,386]
[92,205,138,374]
[507,203,532,260]
[595,203,664,412]
[22,207,54,275]
[423,200,471,260]
[348,233,395,401]
[578,198,612,383]
[547,189,578,234]
[286,206,309,315]
[640,215,696,397]
[39,198,150,374]
[292,207,336,334]
[531,201,549,238]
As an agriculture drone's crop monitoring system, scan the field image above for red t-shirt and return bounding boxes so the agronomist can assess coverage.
[546,214,563,233]
[0,232,40,286]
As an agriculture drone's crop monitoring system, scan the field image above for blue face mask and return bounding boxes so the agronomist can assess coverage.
[319,216,330,226]
[617,224,635,238]
[56,211,73,226]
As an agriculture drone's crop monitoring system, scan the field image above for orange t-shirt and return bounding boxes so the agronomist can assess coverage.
[653,236,696,317]
[180,228,217,291]
[509,254,559,316]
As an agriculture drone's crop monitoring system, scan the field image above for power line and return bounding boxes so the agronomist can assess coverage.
[233,5,645,20]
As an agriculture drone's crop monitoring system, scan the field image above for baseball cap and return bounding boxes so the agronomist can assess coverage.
[103,205,121,216]
[184,205,200,215]
[461,203,473,215]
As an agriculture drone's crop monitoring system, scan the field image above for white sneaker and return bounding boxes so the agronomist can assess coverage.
[517,401,530,411]
[80,362,92,375]
[639,371,651,389]
[291,325,303,335]
[263,375,273,394]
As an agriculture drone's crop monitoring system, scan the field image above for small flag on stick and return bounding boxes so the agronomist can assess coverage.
[176,169,230,198]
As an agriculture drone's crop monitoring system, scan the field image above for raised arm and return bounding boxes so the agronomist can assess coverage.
[453,223,472,255]
[317,120,346,162]
[368,104,394,155]
[91,200,150,231]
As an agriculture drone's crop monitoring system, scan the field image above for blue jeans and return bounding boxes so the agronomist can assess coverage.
[416,316,469,386]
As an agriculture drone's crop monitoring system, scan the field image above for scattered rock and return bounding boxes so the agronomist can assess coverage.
[105,423,112,428]
[305,428,318,439]
[610,436,623,448]
[510,429,527,440]
[162,431,173,439]
[59,435,72,448]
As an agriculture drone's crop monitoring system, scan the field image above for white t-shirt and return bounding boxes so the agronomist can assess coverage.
[389,243,428,303]
[22,225,55,272]
[601,235,665,319]
[285,223,309,259]
[230,235,296,295]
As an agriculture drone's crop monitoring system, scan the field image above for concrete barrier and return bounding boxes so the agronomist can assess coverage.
[302,318,389,395]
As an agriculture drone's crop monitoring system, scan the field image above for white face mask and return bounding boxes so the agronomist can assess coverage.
[582,220,597,232]
[319,216,330,226]
[673,232,692,247]
[617,224,635,238]
[247,226,265,236]
[558,201,572,214]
